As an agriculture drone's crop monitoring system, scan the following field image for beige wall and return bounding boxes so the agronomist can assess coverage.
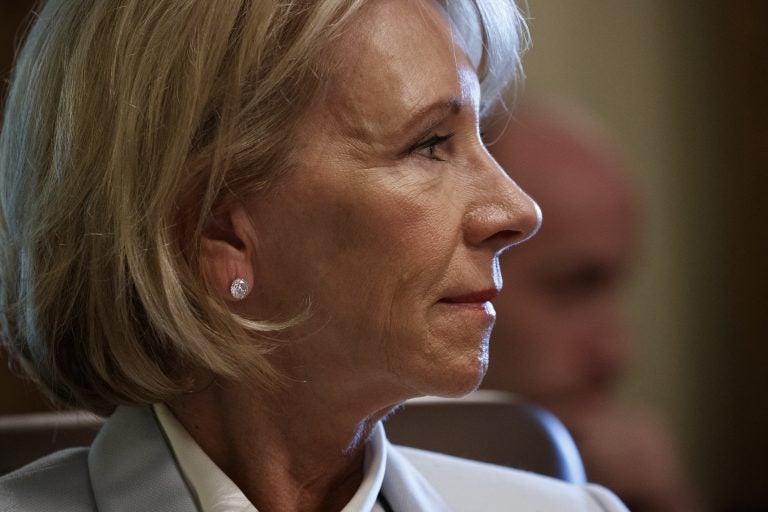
[519,1,726,507]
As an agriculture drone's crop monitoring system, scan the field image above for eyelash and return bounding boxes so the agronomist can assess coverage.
[409,133,454,161]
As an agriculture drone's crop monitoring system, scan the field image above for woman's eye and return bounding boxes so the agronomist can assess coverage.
[409,133,454,161]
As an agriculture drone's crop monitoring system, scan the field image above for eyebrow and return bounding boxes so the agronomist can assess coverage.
[400,98,463,138]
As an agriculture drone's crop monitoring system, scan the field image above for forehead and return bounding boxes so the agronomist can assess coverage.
[314,0,477,140]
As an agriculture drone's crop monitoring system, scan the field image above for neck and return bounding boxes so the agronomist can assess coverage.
[167,377,399,512]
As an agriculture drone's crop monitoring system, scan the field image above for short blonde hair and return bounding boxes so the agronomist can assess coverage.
[0,0,528,414]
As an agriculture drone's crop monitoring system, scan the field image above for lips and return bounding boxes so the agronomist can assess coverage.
[440,288,499,304]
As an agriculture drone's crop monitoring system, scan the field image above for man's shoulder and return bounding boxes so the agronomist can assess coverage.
[393,444,627,511]
[0,447,95,511]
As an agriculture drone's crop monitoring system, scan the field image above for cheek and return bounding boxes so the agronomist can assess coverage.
[324,184,456,294]
[254,164,467,357]
[329,187,465,357]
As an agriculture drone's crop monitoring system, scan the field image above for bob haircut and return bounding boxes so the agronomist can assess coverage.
[0,0,529,414]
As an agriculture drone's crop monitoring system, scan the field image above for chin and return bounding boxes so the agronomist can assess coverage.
[400,323,491,398]
[420,352,488,398]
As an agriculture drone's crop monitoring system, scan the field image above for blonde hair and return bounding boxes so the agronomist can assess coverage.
[0,0,528,414]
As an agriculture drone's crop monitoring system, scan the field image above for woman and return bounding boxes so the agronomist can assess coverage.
[0,0,627,510]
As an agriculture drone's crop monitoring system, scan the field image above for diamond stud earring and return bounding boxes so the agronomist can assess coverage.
[230,278,249,300]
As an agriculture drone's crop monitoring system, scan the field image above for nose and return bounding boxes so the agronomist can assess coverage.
[463,153,541,253]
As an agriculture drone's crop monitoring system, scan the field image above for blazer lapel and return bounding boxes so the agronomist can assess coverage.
[88,406,199,512]
[381,438,450,512]
[87,408,448,511]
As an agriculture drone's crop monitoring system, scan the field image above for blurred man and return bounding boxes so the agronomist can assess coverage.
[483,101,700,512]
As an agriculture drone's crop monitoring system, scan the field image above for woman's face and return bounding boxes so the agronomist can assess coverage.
[244,0,539,403]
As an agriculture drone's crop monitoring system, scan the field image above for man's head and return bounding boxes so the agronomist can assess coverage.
[483,102,639,417]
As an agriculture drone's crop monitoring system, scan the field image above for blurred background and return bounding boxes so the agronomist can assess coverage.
[516,2,767,511]
[1,1,766,510]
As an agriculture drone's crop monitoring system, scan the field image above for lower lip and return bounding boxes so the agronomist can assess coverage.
[439,300,496,316]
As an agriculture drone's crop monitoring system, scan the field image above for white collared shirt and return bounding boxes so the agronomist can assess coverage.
[154,404,387,512]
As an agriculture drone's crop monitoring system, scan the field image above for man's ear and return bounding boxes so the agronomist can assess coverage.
[200,203,256,302]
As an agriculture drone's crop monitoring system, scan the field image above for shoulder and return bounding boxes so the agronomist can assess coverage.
[392,445,627,511]
[0,448,95,512]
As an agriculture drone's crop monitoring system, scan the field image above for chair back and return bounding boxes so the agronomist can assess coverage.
[384,390,586,483]
[1,391,586,483]
[0,411,103,475]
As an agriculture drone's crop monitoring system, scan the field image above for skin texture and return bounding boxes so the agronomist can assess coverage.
[482,103,700,512]
[172,2,540,511]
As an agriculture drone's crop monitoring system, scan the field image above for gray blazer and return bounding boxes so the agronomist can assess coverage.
[0,406,627,511]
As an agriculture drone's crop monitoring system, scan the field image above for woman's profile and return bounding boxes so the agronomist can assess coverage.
[0,1,628,510]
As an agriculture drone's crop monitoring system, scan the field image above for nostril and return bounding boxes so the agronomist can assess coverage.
[489,229,524,254]
[464,196,541,253]
[496,198,542,253]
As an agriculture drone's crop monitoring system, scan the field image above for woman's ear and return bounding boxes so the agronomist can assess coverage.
[200,203,256,302]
